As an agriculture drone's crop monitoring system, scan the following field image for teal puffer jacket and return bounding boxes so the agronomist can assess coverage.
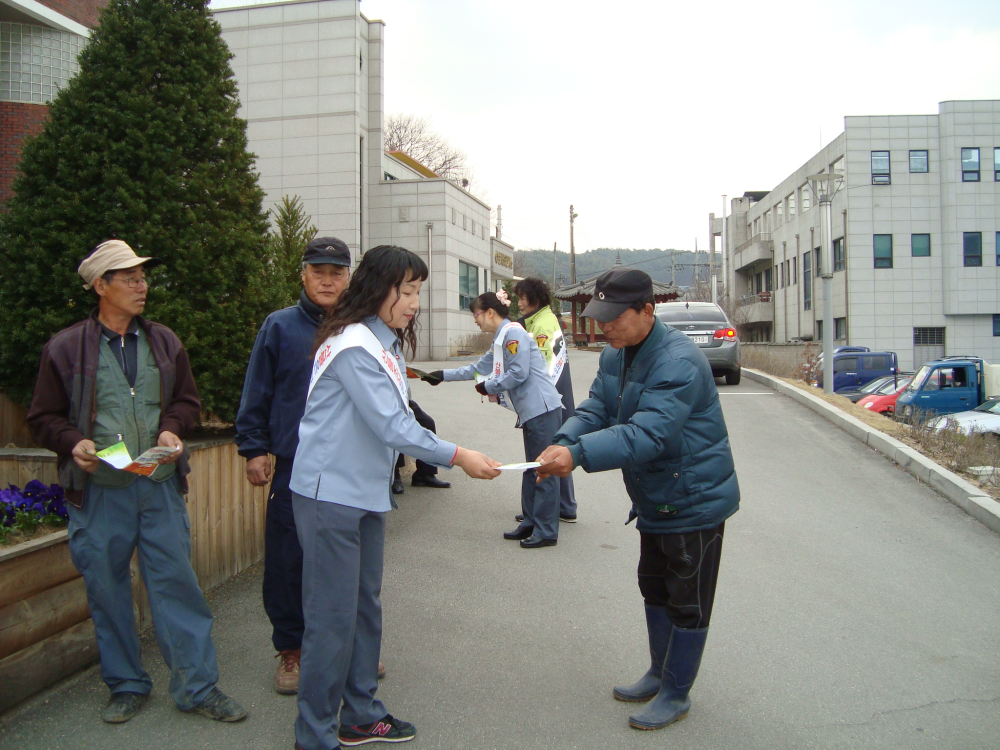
[555,319,739,534]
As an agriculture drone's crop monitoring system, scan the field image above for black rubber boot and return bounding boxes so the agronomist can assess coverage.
[628,626,708,729]
[613,606,672,702]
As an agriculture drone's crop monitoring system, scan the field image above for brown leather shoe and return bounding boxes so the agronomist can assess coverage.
[275,649,300,695]
[378,661,386,680]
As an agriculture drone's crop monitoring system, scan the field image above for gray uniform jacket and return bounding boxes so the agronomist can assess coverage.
[443,321,563,424]
[290,316,457,512]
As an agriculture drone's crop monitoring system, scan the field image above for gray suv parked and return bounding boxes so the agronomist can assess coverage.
[655,301,742,385]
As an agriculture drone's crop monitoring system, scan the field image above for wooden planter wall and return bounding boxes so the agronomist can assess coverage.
[0,439,268,712]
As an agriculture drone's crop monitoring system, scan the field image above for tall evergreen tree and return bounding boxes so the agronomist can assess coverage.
[265,195,317,308]
[0,0,278,421]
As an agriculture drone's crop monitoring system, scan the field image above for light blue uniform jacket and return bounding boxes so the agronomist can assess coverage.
[443,321,563,424]
[290,316,457,512]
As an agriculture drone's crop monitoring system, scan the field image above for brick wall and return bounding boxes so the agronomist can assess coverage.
[35,0,108,28]
[0,102,49,204]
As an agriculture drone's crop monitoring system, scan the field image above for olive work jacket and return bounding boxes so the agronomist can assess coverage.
[26,310,201,507]
[555,319,739,534]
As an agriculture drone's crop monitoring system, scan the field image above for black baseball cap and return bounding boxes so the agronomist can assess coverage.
[302,237,351,267]
[581,268,654,323]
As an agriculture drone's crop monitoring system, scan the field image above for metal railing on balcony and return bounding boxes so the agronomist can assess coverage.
[734,232,772,254]
[737,291,773,307]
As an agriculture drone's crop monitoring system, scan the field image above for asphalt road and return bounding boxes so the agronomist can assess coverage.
[2,350,998,750]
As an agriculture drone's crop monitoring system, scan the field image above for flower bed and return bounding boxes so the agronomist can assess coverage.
[0,480,69,547]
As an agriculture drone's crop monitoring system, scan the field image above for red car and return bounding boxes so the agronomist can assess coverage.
[857,377,913,415]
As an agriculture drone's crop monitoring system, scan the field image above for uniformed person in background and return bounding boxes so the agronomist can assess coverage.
[514,277,577,523]
[423,290,565,548]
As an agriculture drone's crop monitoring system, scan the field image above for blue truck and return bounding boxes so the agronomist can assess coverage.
[895,356,1000,419]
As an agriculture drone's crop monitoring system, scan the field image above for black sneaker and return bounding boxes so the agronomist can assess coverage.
[338,714,415,745]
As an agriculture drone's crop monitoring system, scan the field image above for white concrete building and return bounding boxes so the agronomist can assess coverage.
[212,0,510,359]
[715,100,1000,370]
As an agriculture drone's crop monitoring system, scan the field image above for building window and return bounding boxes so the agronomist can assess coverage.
[792,256,797,285]
[800,185,811,212]
[451,208,457,224]
[994,315,1000,337]
[995,148,1000,182]
[383,171,398,181]
[814,248,821,276]
[909,150,928,173]
[776,202,783,224]
[833,238,845,271]
[816,319,823,342]
[997,232,1000,266]
[961,148,980,182]
[911,234,931,257]
[963,232,982,267]
[459,261,479,309]
[873,234,893,268]
[764,267,772,292]
[871,151,891,184]
[787,193,795,218]
[835,317,847,340]
[802,252,812,310]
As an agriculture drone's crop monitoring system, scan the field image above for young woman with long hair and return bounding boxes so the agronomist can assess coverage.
[289,245,500,750]
[422,290,565,549]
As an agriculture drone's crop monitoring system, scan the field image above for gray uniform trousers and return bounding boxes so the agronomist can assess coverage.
[292,494,387,750]
[66,475,218,710]
[519,408,563,540]
[554,363,577,517]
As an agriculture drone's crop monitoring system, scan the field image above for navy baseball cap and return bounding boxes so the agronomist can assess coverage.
[302,237,351,267]
[581,268,654,323]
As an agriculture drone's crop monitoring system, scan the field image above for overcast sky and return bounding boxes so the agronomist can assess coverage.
[212,0,1000,254]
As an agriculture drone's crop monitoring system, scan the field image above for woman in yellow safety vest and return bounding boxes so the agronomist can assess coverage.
[514,278,578,523]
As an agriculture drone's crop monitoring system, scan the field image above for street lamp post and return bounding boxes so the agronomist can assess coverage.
[807,173,844,394]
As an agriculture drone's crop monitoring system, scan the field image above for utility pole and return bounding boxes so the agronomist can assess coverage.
[552,242,558,290]
[721,195,727,304]
[496,204,502,240]
[807,173,844,394]
[569,205,578,284]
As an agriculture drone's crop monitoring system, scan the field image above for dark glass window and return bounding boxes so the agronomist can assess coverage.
[459,261,479,309]
[963,232,982,267]
[871,151,891,185]
[909,150,929,173]
[995,148,1000,182]
[961,148,980,182]
[994,314,1000,337]
[835,317,847,339]
[834,356,857,373]
[833,238,845,271]
[802,252,812,310]
[873,234,893,268]
[814,248,822,276]
[911,234,931,257]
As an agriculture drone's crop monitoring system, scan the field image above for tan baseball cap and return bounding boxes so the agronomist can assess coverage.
[78,240,162,290]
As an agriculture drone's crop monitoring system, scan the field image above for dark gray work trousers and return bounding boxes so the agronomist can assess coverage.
[292,495,387,750]
[518,408,563,540]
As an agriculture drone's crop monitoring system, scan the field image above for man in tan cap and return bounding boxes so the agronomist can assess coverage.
[27,240,247,725]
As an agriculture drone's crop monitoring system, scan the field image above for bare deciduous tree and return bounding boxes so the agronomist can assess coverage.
[383,113,476,192]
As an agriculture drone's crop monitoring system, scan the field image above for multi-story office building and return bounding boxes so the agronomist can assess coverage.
[214,0,509,359]
[715,100,1000,369]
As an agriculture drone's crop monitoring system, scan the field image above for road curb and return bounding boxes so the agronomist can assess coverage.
[743,368,1000,535]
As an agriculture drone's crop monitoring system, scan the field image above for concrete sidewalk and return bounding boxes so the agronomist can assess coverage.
[1,351,998,749]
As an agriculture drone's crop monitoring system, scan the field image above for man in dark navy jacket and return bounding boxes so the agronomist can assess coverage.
[536,268,740,732]
[235,238,353,695]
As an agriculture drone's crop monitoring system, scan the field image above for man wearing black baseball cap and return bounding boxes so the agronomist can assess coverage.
[536,267,740,732]
[236,237,363,694]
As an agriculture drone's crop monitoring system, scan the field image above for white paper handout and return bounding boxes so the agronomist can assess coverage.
[497,462,542,472]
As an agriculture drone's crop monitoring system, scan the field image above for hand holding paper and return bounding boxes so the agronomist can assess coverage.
[534,445,574,481]
[96,442,182,476]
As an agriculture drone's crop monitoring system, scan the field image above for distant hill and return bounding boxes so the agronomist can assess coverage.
[514,248,722,288]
